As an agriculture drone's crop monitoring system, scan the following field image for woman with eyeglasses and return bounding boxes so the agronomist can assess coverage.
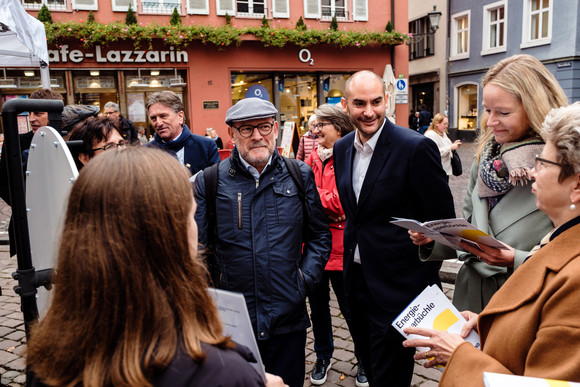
[26,147,287,387]
[402,102,580,386]
[410,54,568,313]
[305,104,368,386]
[67,116,126,170]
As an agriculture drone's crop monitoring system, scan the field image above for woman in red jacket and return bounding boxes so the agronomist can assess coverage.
[305,104,367,386]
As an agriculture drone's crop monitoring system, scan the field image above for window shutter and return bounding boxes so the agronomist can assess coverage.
[272,0,289,18]
[216,0,235,16]
[188,0,209,14]
[303,0,319,19]
[352,0,367,21]
[111,0,134,12]
[73,0,97,10]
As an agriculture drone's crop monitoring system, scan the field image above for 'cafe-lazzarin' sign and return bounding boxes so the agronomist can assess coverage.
[48,45,189,64]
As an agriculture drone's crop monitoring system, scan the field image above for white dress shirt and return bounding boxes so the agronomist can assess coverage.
[352,121,385,264]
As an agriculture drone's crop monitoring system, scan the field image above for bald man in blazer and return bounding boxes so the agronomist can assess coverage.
[333,71,455,386]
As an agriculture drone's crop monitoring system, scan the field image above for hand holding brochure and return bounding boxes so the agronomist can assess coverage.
[390,217,509,251]
[392,285,480,356]
[208,288,265,382]
[483,372,580,387]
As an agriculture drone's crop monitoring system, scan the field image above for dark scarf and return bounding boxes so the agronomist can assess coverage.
[151,124,192,156]
[478,136,544,209]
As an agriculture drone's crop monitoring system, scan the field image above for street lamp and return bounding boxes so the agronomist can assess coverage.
[408,5,442,44]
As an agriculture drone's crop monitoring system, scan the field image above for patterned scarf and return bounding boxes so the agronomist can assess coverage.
[478,136,544,209]
[317,145,333,162]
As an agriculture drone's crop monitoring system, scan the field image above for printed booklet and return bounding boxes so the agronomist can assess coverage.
[390,217,509,251]
[483,372,580,387]
[208,288,265,382]
[392,284,480,367]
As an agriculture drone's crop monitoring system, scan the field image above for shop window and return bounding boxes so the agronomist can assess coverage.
[450,10,470,61]
[482,1,507,55]
[409,16,435,61]
[321,0,346,20]
[278,74,317,135]
[141,0,181,14]
[321,74,349,106]
[456,84,478,131]
[521,0,551,48]
[231,73,273,105]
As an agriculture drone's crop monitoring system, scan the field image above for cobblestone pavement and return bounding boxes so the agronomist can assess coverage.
[0,141,476,386]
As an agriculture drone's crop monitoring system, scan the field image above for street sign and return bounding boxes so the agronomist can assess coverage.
[396,78,408,94]
[395,78,408,104]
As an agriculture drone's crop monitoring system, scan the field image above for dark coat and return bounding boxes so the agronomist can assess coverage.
[194,148,332,340]
[333,119,455,312]
[28,342,265,387]
[118,115,139,145]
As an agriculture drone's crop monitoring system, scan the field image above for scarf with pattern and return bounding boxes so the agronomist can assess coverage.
[478,136,544,209]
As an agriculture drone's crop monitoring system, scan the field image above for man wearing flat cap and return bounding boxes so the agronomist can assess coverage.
[146,90,219,174]
[194,97,331,387]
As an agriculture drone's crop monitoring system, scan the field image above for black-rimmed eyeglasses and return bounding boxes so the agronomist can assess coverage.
[233,122,274,138]
[534,155,563,170]
[312,122,333,131]
[92,140,126,152]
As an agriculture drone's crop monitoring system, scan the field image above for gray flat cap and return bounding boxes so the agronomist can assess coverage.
[225,97,278,125]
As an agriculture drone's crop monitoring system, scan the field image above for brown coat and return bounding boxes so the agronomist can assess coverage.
[440,222,580,386]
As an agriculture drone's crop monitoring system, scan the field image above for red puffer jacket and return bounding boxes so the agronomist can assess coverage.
[305,148,345,271]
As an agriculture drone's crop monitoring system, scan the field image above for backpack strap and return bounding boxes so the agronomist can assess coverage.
[203,163,220,284]
[283,157,310,226]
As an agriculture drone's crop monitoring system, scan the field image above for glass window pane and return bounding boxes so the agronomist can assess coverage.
[490,9,497,22]
[531,13,539,40]
[499,22,504,45]
[237,0,248,12]
[541,10,549,38]
[457,85,478,130]
[499,6,504,19]
[542,0,549,8]
[490,25,497,48]
[531,0,539,11]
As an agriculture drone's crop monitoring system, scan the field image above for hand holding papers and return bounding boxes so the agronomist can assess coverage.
[208,288,266,382]
[391,217,509,251]
[394,285,480,369]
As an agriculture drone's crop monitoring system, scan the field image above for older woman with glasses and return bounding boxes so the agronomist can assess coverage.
[305,104,368,386]
[402,102,580,386]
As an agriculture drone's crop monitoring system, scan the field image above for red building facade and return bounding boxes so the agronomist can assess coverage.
[2,0,410,140]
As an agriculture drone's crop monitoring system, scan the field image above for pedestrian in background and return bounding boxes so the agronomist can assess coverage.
[424,113,462,182]
[104,101,139,145]
[305,104,367,387]
[411,54,568,313]
[296,114,318,161]
[418,104,432,134]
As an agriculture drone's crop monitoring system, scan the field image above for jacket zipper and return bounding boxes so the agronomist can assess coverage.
[237,192,243,229]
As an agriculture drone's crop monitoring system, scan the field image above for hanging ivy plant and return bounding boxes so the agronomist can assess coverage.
[44,21,409,50]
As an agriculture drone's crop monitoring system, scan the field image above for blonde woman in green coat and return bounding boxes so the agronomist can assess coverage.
[410,54,567,313]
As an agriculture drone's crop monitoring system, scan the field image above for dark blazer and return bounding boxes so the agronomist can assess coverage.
[333,119,455,312]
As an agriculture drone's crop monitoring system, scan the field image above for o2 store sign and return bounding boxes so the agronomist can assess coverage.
[48,45,188,64]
